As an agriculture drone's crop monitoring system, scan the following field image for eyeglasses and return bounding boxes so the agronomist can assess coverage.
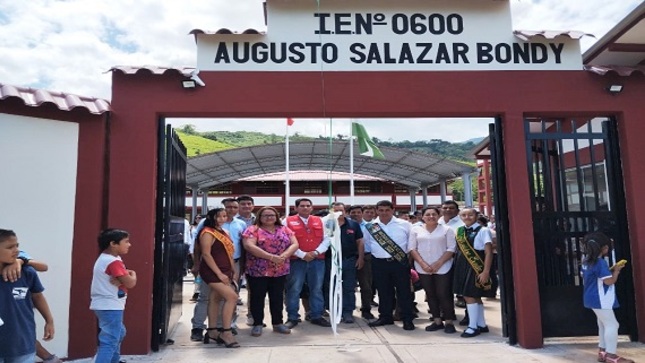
[261,215,277,218]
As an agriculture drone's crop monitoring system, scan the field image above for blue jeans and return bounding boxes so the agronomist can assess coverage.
[94,310,126,363]
[0,353,36,363]
[342,257,358,315]
[286,259,325,321]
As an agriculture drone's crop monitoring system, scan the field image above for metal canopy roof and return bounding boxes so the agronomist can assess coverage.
[187,140,476,190]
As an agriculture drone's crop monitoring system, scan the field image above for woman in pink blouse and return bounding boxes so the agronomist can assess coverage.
[242,206,299,337]
[409,206,458,334]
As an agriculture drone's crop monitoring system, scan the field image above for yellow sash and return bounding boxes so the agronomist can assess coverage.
[456,226,491,291]
[202,227,235,263]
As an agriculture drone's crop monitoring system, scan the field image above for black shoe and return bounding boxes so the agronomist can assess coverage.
[368,318,394,327]
[190,328,203,341]
[310,317,331,327]
[284,320,299,329]
[459,316,469,326]
[402,321,415,331]
[455,300,466,308]
[478,325,490,333]
[444,324,457,334]
[304,312,311,321]
[460,328,480,338]
[425,322,444,332]
[361,311,375,320]
[190,293,199,302]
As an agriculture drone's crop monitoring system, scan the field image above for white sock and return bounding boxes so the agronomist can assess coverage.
[466,303,479,331]
[477,303,487,327]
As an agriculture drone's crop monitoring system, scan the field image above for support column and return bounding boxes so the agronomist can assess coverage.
[421,185,428,208]
[462,172,473,207]
[191,186,198,220]
[440,179,447,202]
[503,111,542,348]
[409,187,417,213]
[201,189,208,212]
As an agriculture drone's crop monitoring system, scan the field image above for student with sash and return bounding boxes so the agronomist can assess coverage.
[285,198,332,328]
[452,208,494,338]
[367,200,415,331]
[199,208,240,348]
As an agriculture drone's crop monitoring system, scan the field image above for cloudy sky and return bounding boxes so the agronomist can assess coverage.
[0,0,641,142]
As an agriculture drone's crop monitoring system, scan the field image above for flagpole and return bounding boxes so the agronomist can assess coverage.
[285,120,290,215]
[349,120,355,205]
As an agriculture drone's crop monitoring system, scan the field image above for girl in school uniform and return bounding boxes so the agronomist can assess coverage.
[452,208,494,338]
[581,232,633,363]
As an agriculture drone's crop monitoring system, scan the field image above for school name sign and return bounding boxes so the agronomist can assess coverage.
[195,2,583,71]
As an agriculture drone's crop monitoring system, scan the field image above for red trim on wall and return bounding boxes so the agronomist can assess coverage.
[615,110,645,341]
[108,70,645,351]
[67,117,107,358]
[106,108,158,354]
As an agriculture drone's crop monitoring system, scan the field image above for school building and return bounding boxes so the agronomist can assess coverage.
[1,0,644,359]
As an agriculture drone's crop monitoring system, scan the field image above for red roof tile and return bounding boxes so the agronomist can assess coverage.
[0,83,110,115]
[584,65,645,76]
[513,30,594,41]
[189,28,266,36]
[109,66,196,77]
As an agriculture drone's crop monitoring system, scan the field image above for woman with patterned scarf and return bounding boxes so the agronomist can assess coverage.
[199,207,240,348]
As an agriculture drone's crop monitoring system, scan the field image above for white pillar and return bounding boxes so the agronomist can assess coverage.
[201,189,209,212]
[421,185,428,208]
[409,187,417,213]
[440,179,447,203]
[191,186,198,220]
[462,172,473,207]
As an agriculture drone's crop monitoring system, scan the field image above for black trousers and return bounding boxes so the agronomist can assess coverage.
[372,258,413,321]
[247,275,286,326]
[419,271,456,321]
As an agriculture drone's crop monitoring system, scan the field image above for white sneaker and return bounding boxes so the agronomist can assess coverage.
[246,316,254,326]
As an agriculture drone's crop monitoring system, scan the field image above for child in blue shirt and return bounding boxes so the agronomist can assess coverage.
[581,232,633,363]
[0,229,55,363]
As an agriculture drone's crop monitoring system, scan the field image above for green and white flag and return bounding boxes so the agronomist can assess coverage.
[352,122,385,159]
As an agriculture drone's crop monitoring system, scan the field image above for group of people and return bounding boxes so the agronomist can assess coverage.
[0,195,633,362]
[184,196,500,348]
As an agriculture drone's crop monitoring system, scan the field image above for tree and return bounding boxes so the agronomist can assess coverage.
[179,124,197,135]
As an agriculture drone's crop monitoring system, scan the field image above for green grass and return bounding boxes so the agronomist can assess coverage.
[176,131,234,157]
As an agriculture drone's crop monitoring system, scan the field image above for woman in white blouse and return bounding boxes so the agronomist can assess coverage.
[408,206,457,334]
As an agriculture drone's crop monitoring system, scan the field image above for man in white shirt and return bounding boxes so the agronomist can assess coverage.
[438,200,468,317]
[367,200,415,331]
[438,200,465,231]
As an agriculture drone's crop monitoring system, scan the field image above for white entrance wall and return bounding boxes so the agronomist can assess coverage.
[0,113,78,358]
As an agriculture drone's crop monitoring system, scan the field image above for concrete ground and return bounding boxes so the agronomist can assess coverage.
[72,277,643,363]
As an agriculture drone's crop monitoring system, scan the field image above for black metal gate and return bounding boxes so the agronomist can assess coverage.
[525,117,636,339]
[489,117,517,344]
[152,123,187,350]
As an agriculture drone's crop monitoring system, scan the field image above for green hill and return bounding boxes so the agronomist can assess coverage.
[176,131,233,157]
[176,126,480,162]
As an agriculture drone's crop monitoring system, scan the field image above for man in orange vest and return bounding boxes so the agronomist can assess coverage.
[284,198,331,328]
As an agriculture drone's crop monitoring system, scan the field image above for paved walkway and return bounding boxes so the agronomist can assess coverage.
[72,278,643,362]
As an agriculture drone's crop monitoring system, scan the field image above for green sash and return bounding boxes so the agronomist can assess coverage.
[366,222,408,265]
[456,226,491,290]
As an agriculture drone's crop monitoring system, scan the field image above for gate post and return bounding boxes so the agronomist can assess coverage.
[503,112,543,348]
